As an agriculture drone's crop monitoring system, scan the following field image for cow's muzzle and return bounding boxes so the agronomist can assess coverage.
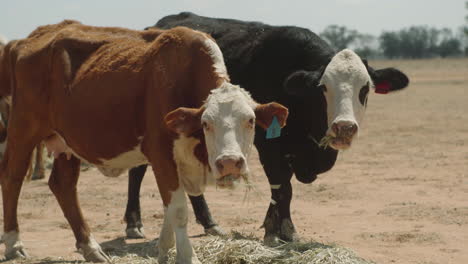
[215,155,245,188]
[326,121,358,150]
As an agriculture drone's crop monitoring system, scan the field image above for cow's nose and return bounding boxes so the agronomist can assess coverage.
[215,155,245,176]
[331,121,358,137]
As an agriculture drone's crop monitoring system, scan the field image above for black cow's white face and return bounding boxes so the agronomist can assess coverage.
[319,49,370,150]
[283,49,409,151]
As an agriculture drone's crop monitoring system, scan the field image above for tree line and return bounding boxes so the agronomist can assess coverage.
[320,25,467,59]
[319,2,468,59]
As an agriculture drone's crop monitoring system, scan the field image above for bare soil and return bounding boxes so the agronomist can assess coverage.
[1,58,467,264]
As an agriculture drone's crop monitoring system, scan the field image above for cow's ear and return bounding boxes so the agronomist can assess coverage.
[283,68,323,96]
[165,107,204,135]
[255,102,289,130]
[368,66,409,94]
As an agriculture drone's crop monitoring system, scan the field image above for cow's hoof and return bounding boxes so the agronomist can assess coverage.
[175,255,201,264]
[279,219,300,242]
[78,238,111,263]
[158,254,168,264]
[263,234,284,247]
[126,227,145,239]
[204,225,227,236]
[5,247,29,260]
[82,247,110,263]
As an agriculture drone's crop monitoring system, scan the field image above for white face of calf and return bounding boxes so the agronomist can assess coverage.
[201,84,257,186]
[319,49,371,150]
[165,83,288,188]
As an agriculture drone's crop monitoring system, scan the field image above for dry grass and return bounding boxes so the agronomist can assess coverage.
[6,232,374,264]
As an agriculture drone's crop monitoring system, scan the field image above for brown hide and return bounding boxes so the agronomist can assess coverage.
[0,20,228,242]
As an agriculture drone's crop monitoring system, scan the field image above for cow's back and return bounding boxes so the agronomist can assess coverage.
[156,13,333,99]
[3,21,220,167]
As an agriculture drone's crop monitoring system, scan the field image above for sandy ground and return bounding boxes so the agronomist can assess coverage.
[1,58,467,264]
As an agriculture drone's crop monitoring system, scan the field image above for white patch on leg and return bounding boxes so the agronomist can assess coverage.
[2,231,25,257]
[173,136,213,196]
[159,187,197,263]
[158,206,174,264]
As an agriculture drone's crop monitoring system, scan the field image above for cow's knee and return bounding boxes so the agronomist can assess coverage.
[47,173,60,194]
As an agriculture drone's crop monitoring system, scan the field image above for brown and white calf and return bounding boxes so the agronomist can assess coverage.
[0,21,287,263]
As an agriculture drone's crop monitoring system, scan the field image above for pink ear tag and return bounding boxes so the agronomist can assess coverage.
[375,81,391,94]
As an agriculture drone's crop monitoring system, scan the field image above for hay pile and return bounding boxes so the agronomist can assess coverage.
[63,233,373,263]
[9,232,374,264]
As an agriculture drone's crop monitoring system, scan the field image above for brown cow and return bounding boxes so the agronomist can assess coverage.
[0,39,46,180]
[0,21,288,263]
[0,96,46,180]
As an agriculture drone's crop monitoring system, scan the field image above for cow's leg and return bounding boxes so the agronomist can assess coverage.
[31,142,46,180]
[125,164,147,238]
[48,154,109,262]
[1,138,41,259]
[25,148,34,181]
[151,160,199,264]
[188,194,226,236]
[256,142,297,246]
[160,187,199,264]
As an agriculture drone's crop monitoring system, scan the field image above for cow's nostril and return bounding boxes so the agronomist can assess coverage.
[332,122,358,136]
[215,160,224,172]
[348,124,358,134]
[331,123,339,134]
[235,158,244,169]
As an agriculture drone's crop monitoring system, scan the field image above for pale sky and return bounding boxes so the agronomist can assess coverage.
[1,0,466,40]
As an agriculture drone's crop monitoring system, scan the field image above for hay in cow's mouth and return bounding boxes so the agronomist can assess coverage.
[216,174,239,186]
[317,135,334,149]
[317,135,354,150]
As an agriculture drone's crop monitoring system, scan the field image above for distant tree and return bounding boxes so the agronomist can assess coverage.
[436,28,462,57]
[398,26,436,58]
[379,31,401,58]
[320,25,358,51]
[465,1,468,54]
[353,33,378,58]
[437,38,462,57]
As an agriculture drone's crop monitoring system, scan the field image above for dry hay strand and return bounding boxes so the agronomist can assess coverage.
[8,232,374,264]
[111,232,373,264]
[317,135,333,149]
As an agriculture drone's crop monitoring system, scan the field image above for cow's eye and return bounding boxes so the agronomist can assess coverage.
[319,84,327,92]
[359,82,370,106]
[248,118,255,127]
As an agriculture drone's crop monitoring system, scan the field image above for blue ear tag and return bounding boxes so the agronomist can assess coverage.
[266,116,281,139]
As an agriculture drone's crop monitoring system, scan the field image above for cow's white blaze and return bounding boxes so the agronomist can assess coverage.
[320,49,372,149]
[202,83,257,182]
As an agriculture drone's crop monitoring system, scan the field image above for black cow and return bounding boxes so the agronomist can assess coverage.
[124,12,409,245]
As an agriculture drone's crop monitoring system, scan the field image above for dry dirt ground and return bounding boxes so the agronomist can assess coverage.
[1,58,467,264]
